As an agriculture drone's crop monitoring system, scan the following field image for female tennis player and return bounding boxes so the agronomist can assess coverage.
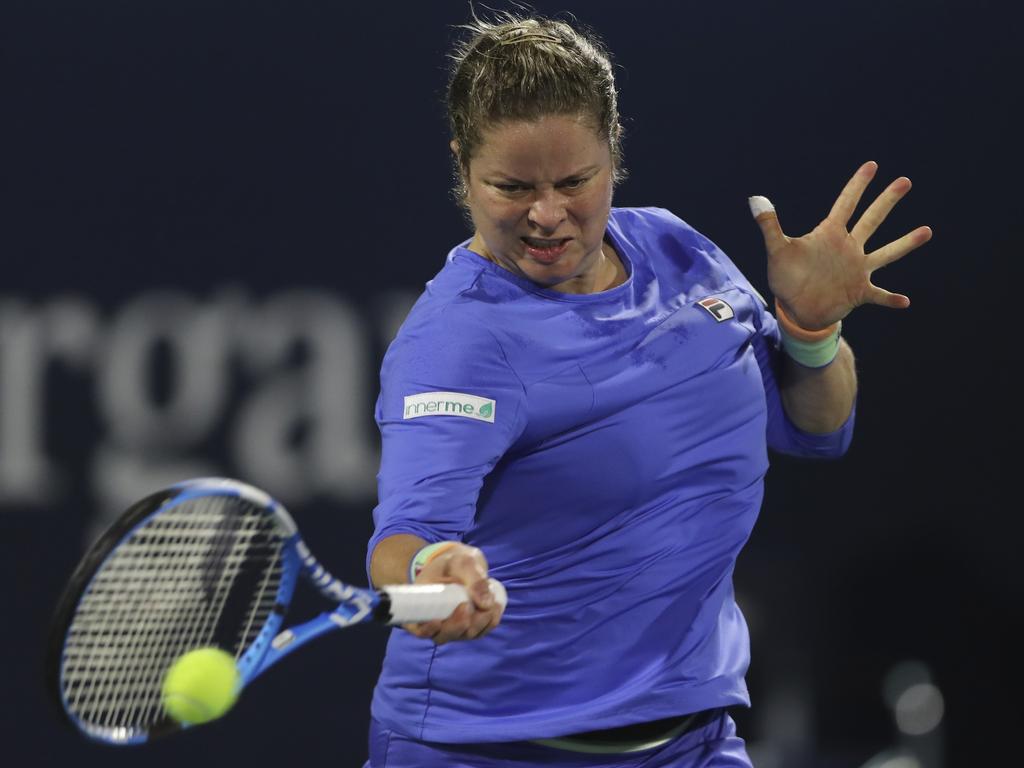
[363,12,931,767]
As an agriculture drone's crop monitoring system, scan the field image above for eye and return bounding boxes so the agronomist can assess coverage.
[559,177,589,190]
[494,183,528,194]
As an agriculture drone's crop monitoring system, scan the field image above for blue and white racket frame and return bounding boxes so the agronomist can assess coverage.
[46,477,504,746]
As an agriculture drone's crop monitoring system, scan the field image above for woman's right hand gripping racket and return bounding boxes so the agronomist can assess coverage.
[45,477,506,745]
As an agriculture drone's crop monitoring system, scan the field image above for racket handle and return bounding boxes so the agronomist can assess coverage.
[379,578,507,625]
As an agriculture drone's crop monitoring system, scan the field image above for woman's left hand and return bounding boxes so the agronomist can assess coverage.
[751,161,932,331]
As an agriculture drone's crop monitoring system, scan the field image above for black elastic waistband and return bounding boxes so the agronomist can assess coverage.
[561,708,722,745]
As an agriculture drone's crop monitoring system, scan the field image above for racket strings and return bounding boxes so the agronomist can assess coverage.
[236,547,284,652]
[60,497,285,739]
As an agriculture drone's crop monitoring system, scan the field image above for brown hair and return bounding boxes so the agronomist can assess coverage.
[446,11,626,202]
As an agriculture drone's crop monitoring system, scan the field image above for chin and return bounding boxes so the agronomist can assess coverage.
[522,260,578,283]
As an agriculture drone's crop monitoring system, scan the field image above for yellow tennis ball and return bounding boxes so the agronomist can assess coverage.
[161,647,240,725]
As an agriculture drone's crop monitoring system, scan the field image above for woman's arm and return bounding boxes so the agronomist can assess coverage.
[369,533,429,587]
[750,161,930,436]
[779,338,857,434]
[370,533,504,644]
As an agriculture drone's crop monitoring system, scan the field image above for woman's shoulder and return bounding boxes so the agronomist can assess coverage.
[610,206,763,299]
[383,260,513,376]
[610,206,724,265]
[609,206,722,263]
[610,206,701,238]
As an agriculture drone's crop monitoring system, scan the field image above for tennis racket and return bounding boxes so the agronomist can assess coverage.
[46,477,506,745]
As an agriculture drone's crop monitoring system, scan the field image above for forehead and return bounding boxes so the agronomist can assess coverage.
[472,114,610,176]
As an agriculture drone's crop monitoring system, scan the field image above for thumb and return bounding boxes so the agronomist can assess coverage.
[748,196,787,254]
[472,578,495,610]
[446,547,494,609]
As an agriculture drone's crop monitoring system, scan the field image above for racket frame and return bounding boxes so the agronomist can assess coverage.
[46,477,496,746]
[47,478,381,744]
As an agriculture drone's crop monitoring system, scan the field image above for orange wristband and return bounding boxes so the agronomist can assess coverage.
[773,301,839,341]
[774,300,842,368]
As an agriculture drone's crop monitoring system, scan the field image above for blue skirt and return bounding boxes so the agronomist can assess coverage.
[364,710,752,767]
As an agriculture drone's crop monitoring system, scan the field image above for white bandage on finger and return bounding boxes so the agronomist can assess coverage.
[748,195,775,218]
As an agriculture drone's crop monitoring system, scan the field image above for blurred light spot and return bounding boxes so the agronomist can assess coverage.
[882,659,933,708]
[858,749,921,768]
[894,682,944,735]
[878,757,920,768]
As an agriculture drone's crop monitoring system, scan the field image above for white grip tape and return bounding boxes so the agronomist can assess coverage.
[382,578,507,625]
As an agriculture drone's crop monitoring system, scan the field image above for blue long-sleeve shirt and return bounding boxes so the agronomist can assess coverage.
[366,207,854,742]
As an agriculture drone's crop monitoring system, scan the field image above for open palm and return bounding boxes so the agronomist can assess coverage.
[752,161,932,331]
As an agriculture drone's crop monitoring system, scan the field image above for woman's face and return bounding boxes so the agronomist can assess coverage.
[461,114,617,294]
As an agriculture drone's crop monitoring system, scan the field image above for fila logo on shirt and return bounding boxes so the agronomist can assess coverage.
[403,391,496,423]
[697,296,734,322]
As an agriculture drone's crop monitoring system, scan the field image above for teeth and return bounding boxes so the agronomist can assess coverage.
[524,238,564,248]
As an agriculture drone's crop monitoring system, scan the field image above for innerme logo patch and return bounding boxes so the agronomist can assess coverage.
[403,391,496,423]
[697,297,734,322]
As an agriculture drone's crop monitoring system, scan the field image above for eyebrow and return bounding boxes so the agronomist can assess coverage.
[490,165,600,184]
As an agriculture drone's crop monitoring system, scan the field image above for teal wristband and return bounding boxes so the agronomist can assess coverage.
[408,541,458,583]
[779,321,842,368]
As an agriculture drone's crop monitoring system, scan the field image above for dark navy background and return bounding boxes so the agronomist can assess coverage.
[2,1,1018,766]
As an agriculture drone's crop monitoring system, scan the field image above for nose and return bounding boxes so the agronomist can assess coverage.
[528,187,567,232]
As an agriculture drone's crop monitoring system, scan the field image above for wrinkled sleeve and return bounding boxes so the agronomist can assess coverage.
[749,310,855,458]
[690,223,856,459]
[365,314,527,582]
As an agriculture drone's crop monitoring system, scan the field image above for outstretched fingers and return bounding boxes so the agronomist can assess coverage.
[828,161,878,227]
[851,176,913,245]
[867,225,933,272]
[860,224,931,310]
[866,284,911,310]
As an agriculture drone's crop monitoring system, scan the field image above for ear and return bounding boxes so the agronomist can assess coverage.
[603,125,622,180]
[450,140,468,174]
[450,140,471,195]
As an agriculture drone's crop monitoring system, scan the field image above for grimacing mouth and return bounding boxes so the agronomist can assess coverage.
[521,236,571,247]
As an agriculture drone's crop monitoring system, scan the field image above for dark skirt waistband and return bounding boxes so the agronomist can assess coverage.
[570,708,720,742]
[532,708,723,754]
